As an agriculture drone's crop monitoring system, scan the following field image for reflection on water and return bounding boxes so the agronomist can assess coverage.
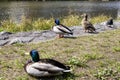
[0,1,120,23]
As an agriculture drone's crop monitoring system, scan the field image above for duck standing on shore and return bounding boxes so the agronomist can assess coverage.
[52,19,73,38]
[106,18,114,28]
[24,50,71,78]
[81,13,96,33]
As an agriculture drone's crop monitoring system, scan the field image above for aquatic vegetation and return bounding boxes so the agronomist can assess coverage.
[91,15,110,24]
[32,18,54,30]
[0,15,111,32]
[62,14,81,26]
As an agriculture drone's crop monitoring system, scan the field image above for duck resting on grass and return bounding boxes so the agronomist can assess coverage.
[81,13,96,33]
[52,19,73,38]
[24,50,71,78]
[106,18,114,28]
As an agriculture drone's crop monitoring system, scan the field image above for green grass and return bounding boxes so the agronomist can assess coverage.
[82,53,104,62]
[67,56,88,67]
[0,14,111,32]
[0,28,120,80]
[113,47,120,52]
[94,68,119,80]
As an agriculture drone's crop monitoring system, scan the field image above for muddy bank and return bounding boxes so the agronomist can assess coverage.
[0,21,120,46]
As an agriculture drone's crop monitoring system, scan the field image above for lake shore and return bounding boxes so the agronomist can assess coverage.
[0,21,120,46]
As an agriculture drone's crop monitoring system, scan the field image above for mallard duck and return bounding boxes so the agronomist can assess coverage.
[52,19,73,38]
[24,50,71,78]
[81,13,96,33]
[106,18,113,28]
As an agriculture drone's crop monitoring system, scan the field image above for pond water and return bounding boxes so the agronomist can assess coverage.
[0,1,120,23]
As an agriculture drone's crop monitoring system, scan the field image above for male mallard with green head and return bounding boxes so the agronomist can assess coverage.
[106,18,114,28]
[52,19,73,38]
[81,13,96,33]
[24,50,71,78]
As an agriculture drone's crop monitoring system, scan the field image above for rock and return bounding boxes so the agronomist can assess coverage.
[0,21,120,46]
[16,37,34,43]
[41,30,56,38]
[0,31,12,36]
[8,37,34,45]
[12,32,32,37]
[32,31,56,42]
[8,38,23,44]
[0,40,9,46]
[0,36,9,40]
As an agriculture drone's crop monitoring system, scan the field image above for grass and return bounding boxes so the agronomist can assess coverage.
[0,28,120,80]
[94,68,119,80]
[91,15,110,24]
[0,14,111,32]
[67,56,88,67]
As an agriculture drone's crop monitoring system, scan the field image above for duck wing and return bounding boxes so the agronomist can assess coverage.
[40,59,70,70]
[86,22,95,30]
[60,24,72,32]
[57,24,73,34]
[106,19,113,25]
[31,62,68,73]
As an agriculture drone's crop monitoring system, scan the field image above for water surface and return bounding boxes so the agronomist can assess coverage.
[0,1,120,23]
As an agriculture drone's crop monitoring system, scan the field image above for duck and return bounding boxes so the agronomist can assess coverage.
[81,13,96,33]
[24,50,71,78]
[52,19,73,38]
[106,18,114,28]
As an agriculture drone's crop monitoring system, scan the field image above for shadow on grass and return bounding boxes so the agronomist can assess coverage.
[64,36,77,39]
[35,73,75,80]
[88,31,99,34]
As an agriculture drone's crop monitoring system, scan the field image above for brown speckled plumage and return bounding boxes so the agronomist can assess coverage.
[81,13,96,33]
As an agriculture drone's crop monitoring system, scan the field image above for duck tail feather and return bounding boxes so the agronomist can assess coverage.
[70,32,73,35]
[71,29,74,31]
[63,70,72,72]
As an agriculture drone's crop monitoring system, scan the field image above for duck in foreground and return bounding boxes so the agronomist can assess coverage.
[24,50,71,78]
[81,13,96,33]
[52,19,73,38]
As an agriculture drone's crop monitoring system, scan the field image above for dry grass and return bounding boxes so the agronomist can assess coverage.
[0,28,120,80]
[0,14,111,32]
[91,15,110,24]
